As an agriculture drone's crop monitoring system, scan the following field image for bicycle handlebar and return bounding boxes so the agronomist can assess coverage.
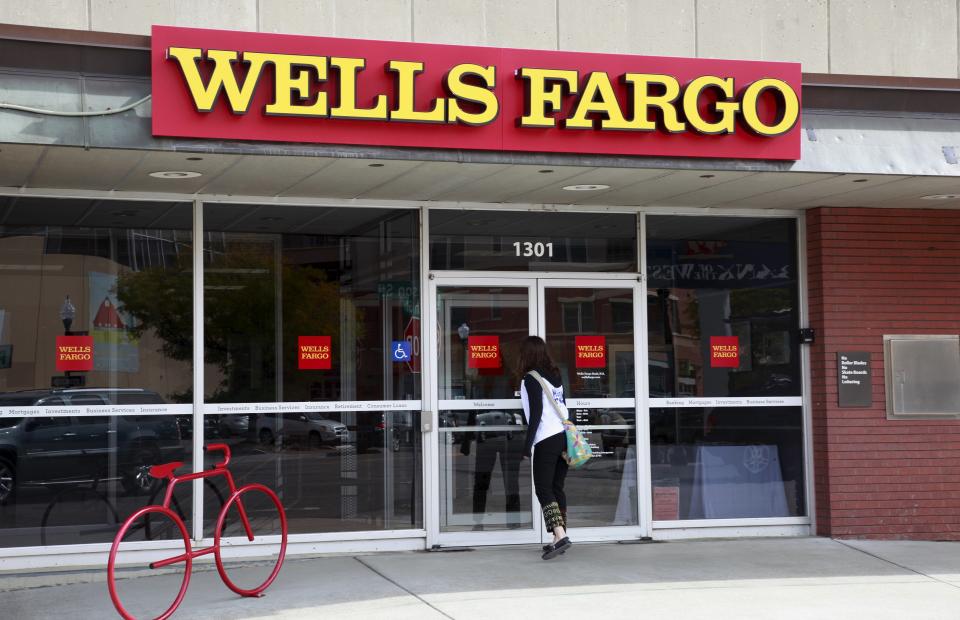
[204,443,231,468]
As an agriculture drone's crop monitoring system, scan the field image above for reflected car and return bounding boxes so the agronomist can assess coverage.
[0,388,183,502]
[256,411,348,448]
[203,413,250,437]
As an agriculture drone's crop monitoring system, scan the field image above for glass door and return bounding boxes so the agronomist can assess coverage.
[428,275,646,547]
[432,279,538,545]
[537,280,645,537]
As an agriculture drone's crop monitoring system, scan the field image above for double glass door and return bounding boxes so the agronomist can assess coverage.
[428,276,644,546]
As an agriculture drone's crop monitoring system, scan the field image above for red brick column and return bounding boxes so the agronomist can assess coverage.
[806,207,960,540]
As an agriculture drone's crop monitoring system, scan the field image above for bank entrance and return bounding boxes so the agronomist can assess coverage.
[426,275,646,547]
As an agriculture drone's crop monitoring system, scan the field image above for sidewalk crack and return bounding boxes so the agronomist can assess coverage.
[833,539,960,590]
[353,556,454,619]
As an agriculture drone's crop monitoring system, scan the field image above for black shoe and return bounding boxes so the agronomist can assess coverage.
[541,537,571,560]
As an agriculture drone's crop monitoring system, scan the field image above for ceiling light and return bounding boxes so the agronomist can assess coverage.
[921,194,960,200]
[149,171,202,179]
[562,184,610,191]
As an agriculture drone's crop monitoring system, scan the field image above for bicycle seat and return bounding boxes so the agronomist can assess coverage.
[149,461,184,480]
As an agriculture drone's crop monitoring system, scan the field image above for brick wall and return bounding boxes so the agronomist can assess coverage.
[807,207,960,540]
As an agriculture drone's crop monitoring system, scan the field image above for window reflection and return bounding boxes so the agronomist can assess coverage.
[203,205,420,403]
[205,410,422,534]
[650,407,805,520]
[646,217,800,398]
[0,197,192,548]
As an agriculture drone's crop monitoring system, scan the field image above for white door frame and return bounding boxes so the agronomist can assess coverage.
[425,272,649,548]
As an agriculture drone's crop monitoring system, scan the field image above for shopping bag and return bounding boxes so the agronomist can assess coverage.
[527,371,593,469]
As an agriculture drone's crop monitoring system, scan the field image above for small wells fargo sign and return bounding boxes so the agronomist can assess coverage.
[152,26,801,160]
[467,335,501,369]
[709,336,740,368]
[56,335,94,371]
[575,336,606,369]
[298,336,332,370]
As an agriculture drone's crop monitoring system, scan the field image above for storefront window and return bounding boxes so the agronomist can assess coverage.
[647,216,804,520]
[0,197,193,548]
[203,204,422,533]
[650,407,805,519]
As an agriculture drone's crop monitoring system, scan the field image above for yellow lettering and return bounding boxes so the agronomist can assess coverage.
[740,78,799,137]
[166,47,268,114]
[329,56,388,120]
[518,67,578,128]
[388,60,446,123]
[622,73,684,132]
[445,63,498,126]
[683,76,739,135]
[566,71,628,130]
[259,52,329,117]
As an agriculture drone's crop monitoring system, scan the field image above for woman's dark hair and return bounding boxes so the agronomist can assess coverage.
[517,335,559,377]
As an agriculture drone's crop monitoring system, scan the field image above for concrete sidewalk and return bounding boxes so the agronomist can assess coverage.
[4,537,960,619]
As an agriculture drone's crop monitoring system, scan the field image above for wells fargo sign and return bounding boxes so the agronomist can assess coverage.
[575,336,606,369]
[710,336,740,369]
[298,335,332,370]
[467,335,501,369]
[56,335,94,372]
[152,26,801,160]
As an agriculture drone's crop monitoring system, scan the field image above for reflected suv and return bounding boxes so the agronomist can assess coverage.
[256,411,348,448]
[0,388,183,503]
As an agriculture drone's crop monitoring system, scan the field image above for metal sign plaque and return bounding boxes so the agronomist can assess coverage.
[838,351,872,408]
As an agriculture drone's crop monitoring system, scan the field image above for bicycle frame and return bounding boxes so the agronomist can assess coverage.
[108,442,287,620]
[148,444,254,569]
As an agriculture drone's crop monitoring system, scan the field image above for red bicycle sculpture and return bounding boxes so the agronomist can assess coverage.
[107,443,288,620]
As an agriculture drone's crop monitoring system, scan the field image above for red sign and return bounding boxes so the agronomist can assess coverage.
[56,336,93,371]
[152,26,801,160]
[575,336,606,368]
[298,336,332,370]
[404,317,420,374]
[710,336,740,368]
[467,335,501,369]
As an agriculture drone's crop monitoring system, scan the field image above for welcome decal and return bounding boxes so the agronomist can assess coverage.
[152,26,801,160]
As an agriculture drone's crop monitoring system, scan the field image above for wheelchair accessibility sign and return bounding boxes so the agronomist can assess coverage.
[391,340,412,362]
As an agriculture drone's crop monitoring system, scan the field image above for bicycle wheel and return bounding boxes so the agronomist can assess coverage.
[214,483,287,597]
[108,506,192,620]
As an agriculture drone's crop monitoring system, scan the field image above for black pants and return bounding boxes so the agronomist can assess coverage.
[532,431,569,533]
[472,434,522,515]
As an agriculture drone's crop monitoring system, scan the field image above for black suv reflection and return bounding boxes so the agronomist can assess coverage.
[0,389,183,504]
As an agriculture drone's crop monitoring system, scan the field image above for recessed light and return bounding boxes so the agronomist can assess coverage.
[186,156,203,161]
[368,163,385,167]
[562,184,610,191]
[699,174,715,179]
[852,179,868,183]
[538,169,554,174]
[149,171,202,179]
[921,194,960,200]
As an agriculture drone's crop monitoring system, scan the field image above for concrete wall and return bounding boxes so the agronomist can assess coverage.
[807,207,960,540]
[1,0,959,78]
